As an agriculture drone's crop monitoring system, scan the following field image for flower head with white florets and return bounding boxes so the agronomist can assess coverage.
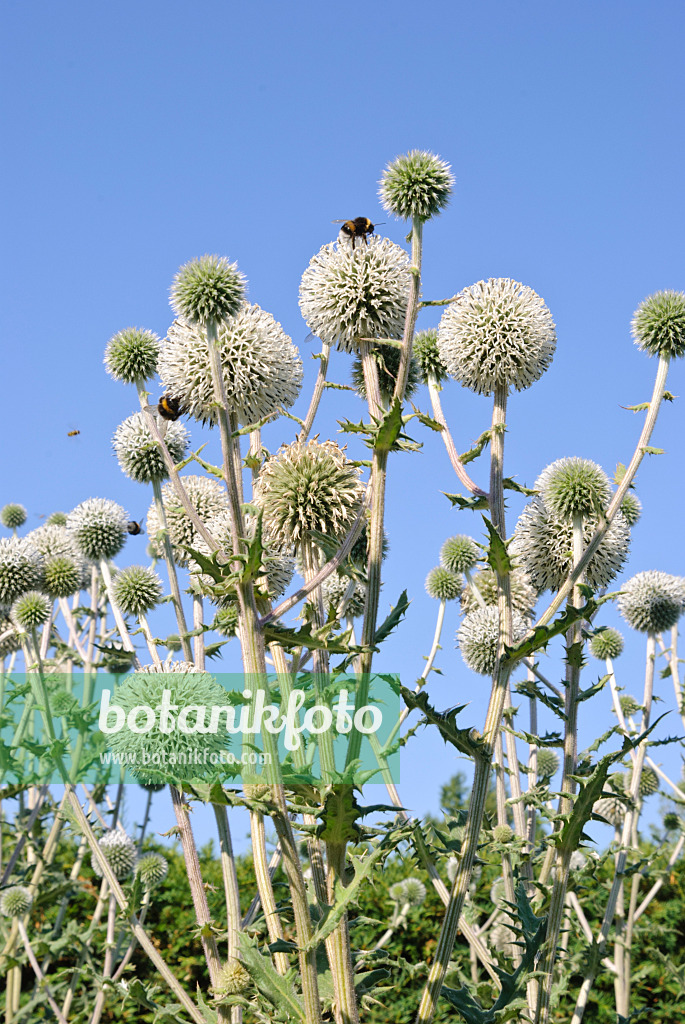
[438,278,556,396]
[67,499,129,561]
[146,476,229,567]
[113,412,189,484]
[0,885,33,918]
[0,537,44,605]
[457,605,528,676]
[618,570,685,634]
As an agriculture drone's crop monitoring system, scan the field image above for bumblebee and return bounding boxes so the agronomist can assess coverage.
[333,217,382,246]
[127,521,144,536]
[67,430,81,437]
[157,394,184,421]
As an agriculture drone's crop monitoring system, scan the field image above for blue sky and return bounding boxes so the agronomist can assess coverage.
[1,1,684,851]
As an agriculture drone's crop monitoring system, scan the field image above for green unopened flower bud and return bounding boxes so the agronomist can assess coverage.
[51,690,79,716]
[215,960,251,996]
[389,881,406,903]
[113,565,163,616]
[620,493,642,527]
[113,412,189,484]
[618,570,685,633]
[413,329,448,384]
[351,343,419,403]
[619,694,641,717]
[67,499,129,561]
[92,830,137,880]
[0,885,33,917]
[631,290,685,360]
[11,591,51,631]
[536,749,560,779]
[43,555,86,598]
[493,824,514,843]
[135,852,169,889]
[440,535,480,574]
[663,812,680,831]
[589,627,625,661]
[399,878,427,906]
[104,328,160,384]
[379,150,454,221]
[1,503,27,529]
[536,457,611,518]
[211,603,240,637]
[425,566,462,602]
[626,765,659,798]
[47,512,68,526]
[170,255,245,326]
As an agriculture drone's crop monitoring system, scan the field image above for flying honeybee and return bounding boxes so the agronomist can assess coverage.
[157,394,184,421]
[332,217,383,247]
[127,521,144,536]
[67,430,81,437]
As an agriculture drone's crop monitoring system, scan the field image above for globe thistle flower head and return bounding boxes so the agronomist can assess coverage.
[27,524,81,562]
[0,885,33,918]
[51,690,79,717]
[211,603,239,637]
[106,667,234,783]
[104,328,160,384]
[379,150,454,221]
[536,457,612,518]
[1,503,27,530]
[492,824,514,843]
[536,749,560,780]
[252,439,364,550]
[625,765,659,798]
[113,565,163,616]
[589,627,625,661]
[146,476,229,567]
[92,830,137,880]
[67,499,129,561]
[510,498,630,595]
[619,694,641,718]
[620,492,642,527]
[457,605,528,676]
[0,612,20,658]
[43,555,86,598]
[170,255,245,326]
[440,535,480,574]
[594,796,626,827]
[215,960,251,996]
[446,856,458,884]
[664,812,680,831]
[160,304,302,426]
[47,512,68,526]
[413,329,448,384]
[0,537,44,604]
[135,852,169,889]
[398,878,427,907]
[299,237,411,354]
[113,412,189,484]
[618,570,685,633]
[631,290,685,360]
[438,278,556,396]
[461,567,537,617]
[425,566,463,602]
[351,343,419,404]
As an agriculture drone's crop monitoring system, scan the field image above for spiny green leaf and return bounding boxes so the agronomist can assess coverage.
[237,931,306,1021]
[502,477,538,496]
[481,516,511,577]
[641,446,665,455]
[459,430,491,465]
[374,590,410,645]
[621,401,651,412]
[263,621,371,655]
[501,597,605,666]
[444,492,490,511]
[400,689,484,758]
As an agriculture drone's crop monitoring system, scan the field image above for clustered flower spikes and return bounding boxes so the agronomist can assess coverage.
[379,150,455,221]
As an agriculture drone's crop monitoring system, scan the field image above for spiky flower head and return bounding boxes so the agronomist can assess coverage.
[252,440,364,550]
[1,503,27,530]
[618,570,685,634]
[170,255,245,326]
[105,667,234,783]
[146,476,229,567]
[590,627,625,661]
[160,304,302,426]
[43,554,87,599]
[113,565,163,616]
[67,499,128,561]
[92,830,137,880]
[536,749,560,779]
[492,824,514,843]
[135,852,169,889]
[663,812,680,831]
[11,590,51,632]
[215,960,251,996]
[190,511,295,602]
[440,535,480,574]
[27,524,82,562]
[631,290,685,360]
[619,694,641,718]
[47,512,68,526]
[211,603,239,637]
[425,566,463,602]
[379,150,454,221]
[438,278,556,396]
[104,328,160,384]
[457,605,527,676]
[299,237,411,354]
[626,765,659,798]
[51,690,79,717]
[319,571,366,619]
[461,567,537,617]
[594,796,626,827]
[0,537,44,604]
[398,878,427,906]
[351,343,419,403]
[0,612,20,658]
[620,493,642,527]
[0,885,33,917]
[510,498,630,594]
[113,412,189,484]
[413,329,448,384]
[536,458,612,518]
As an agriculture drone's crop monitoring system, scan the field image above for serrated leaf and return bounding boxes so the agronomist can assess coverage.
[501,597,603,666]
[641,446,665,455]
[373,590,409,645]
[621,402,650,412]
[444,492,490,511]
[502,477,538,496]
[401,689,483,757]
[482,516,511,577]
[263,621,370,655]
[459,430,491,465]
[237,932,306,1021]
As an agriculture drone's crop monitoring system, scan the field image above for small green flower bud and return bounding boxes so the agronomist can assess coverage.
[620,493,642,527]
[351,343,419,404]
[47,512,68,526]
[379,150,454,221]
[67,499,129,561]
[211,603,240,638]
[425,566,463,602]
[389,881,406,903]
[492,824,514,843]
[170,255,245,326]
[51,690,79,716]
[618,570,685,633]
[1,504,27,529]
[626,765,659,798]
[400,878,427,906]
[536,749,560,779]
[92,830,137,880]
[11,590,51,631]
[663,812,680,831]
[215,960,251,996]
[536,457,612,518]
[43,555,85,598]
[105,328,160,384]
[113,565,163,616]
[589,627,625,660]
[413,329,448,384]
[631,290,685,360]
[0,885,33,917]
[619,694,641,717]
[135,852,169,889]
[440,535,480,574]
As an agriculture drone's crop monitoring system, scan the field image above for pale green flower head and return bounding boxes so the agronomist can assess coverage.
[92,829,137,880]
[589,627,624,660]
[536,457,612,518]
[351,342,420,404]
[460,567,536,617]
[618,570,685,633]
[625,765,659,797]
[1,503,27,530]
[135,852,169,889]
[413,329,448,384]
[104,328,160,384]
[67,498,129,561]
[631,290,685,360]
[440,535,480,574]
[215,960,251,996]
[0,885,33,918]
[456,605,527,676]
[536,749,560,780]
[113,565,163,616]
[425,566,463,602]
[43,555,86,598]
[170,254,245,326]
[379,150,454,221]
[146,475,229,567]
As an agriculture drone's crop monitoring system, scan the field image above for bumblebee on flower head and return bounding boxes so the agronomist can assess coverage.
[333,217,382,248]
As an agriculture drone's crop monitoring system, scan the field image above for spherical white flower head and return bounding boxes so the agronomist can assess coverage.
[399,877,427,906]
[460,567,537,617]
[135,852,169,889]
[11,591,51,632]
[510,498,630,594]
[67,499,129,561]
[92,830,137,880]
[425,566,463,602]
[299,237,411,354]
[104,328,160,384]
[146,476,229,567]
[589,627,625,660]
[631,290,685,360]
[0,537,44,604]
[252,439,365,550]
[618,570,685,633]
[536,749,560,779]
[215,960,251,996]
[27,524,81,561]
[190,511,295,601]
[379,150,454,221]
[170,254,245,326]
[535,457,612,518]
[437,278,556,396]
[1,503,27,530]
[159,304,302,426]
[113,565,163,616]
[594,796,626,827]
[440,535,480,574]
[456,605,527,676]
[319,570,366,619]
[0,885,33,917]
[113,412,189,484]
